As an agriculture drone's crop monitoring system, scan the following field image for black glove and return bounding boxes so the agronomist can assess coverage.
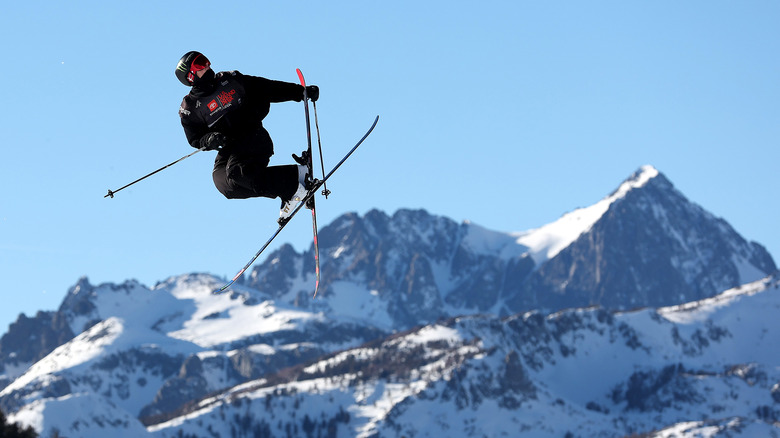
[200,132,229,151]
[306,85,319,102]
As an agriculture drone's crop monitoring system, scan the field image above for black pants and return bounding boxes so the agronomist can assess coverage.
[212,152,297,201]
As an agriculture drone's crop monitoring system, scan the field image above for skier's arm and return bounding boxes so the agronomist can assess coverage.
[242,74,305,103]
[181,119,209,150]
[179,98,211,149]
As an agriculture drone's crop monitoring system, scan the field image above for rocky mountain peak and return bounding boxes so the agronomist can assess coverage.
[520,166,775,310]
[246,167,775,325]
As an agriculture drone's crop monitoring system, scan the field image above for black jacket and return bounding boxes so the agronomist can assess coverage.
[179,71,304,159]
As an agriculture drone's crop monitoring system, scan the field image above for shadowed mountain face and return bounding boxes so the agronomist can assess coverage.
[247,167,775,325]
[515,170,775,311]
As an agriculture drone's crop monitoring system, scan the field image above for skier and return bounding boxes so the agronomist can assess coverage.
[175,51,319,223]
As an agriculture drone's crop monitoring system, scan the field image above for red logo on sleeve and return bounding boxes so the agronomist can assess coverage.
[208,100,219,112]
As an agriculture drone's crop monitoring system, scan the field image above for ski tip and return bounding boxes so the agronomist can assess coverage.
[296,68,306,86]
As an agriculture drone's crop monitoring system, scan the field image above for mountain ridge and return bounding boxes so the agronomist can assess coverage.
[241,165,774,325]
[0,165,777,437]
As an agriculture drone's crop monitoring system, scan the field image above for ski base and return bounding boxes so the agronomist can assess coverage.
[297,68,320,298]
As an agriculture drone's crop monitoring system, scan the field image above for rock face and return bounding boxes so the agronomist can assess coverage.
[516,169,776,310]
[247,166,775,325]
[0,311,74,370]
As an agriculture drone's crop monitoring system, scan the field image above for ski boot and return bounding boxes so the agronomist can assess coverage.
[278,165,312,225]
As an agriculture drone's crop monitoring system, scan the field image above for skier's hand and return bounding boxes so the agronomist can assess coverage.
[306,85,319,102]
[200,132,229,151]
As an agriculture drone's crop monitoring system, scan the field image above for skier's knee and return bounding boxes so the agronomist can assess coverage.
[221,190,240,200]
[213,175,248,199]
[217,185,251,200]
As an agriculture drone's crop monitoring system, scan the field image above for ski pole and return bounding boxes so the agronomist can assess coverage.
[104,148,205,198]
[312,101,330,198]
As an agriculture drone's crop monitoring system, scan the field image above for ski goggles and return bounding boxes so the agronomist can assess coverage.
[191,54,211,72]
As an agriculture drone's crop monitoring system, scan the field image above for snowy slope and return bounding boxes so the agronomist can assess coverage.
[1,279,206,419]
[1,274,387,437]
[148,273,780,438]
[9,392,149,438]
[3,264,778,437]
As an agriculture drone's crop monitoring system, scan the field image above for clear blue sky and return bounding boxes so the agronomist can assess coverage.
[1,1,778,332]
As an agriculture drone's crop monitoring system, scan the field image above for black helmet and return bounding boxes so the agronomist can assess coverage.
[175,51,211,86]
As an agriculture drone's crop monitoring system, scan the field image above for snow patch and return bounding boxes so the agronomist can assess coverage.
[396,325,462,349]
[8,392,148,437]
[325,281,393,330]
[460,221,528,259]
[167,299,322,348]
[658,275,772,324]
[516,165,659,264]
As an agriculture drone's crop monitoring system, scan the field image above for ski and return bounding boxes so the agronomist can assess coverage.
[213,115,379,295]
[296,68,321,298]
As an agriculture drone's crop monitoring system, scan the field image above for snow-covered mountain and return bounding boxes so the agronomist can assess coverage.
[5,273,778,437]
[0,275,385,430]
[246,165,774,324]
[0,165,777,437]
[146,274,780,438]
